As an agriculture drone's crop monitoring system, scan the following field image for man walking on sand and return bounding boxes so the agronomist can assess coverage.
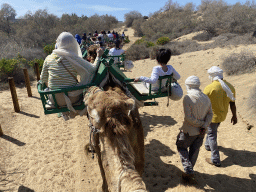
[176,76,213,180]
[204,66,237,167]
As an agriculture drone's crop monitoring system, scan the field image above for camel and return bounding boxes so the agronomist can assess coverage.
[85,86,147,192]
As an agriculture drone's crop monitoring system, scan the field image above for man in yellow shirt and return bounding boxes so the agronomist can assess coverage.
[203,66,237,167]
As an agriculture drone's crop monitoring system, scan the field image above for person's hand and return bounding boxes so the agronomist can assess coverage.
[231,116,237,125]
[199,128,206,135]
[134,77,140,82]
[96,48,104,57]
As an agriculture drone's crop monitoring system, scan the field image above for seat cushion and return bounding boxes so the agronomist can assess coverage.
[129,82,158,95]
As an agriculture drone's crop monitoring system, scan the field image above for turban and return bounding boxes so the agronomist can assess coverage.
[185,75,200,88]
[208,66,235,101]
[185,76,201,99]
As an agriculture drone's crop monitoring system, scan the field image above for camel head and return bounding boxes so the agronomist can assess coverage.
[86,89,135,137]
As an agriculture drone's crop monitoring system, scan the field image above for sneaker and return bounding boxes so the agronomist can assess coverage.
[205,145,211,151]
[182,172,194,180]
[205,158,221,167]
[182,172,197,184]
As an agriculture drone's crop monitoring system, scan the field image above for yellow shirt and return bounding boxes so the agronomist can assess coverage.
[203,80,235,123]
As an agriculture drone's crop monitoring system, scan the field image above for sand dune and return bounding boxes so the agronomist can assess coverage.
[0,28,256,192]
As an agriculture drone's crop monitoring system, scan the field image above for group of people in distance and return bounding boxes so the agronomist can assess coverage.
[74,30,126,49]
[40,31,237,182]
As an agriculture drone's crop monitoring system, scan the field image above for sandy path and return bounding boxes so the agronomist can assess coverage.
[1,29,256,192]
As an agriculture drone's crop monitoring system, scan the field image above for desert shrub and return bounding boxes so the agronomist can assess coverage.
[134,37,145,45]
[192,31,214,41]
[132,18,145,37]
[125,44,150,61]
[124,11,143,27]
[0,57,35,83]
[28,58,44,73]
[165,40,202,55]
[156,37,170,45]
[43,43,55,55]
[134,37,154,48]
[140,1,197,40]
[145,41,155,47]
[221,50,256,76]
[247,85,256,115]
[198,1,256,35]
[124,36,130,43]
[149,46,164,59]
[0,39,45,60]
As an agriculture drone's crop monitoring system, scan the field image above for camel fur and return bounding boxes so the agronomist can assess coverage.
[86,86,147,192]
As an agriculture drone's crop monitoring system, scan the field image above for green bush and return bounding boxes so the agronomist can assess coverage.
[43,43,55,55]
[0,57,35,84]
[145,41,155,47]
[0,54,38,84]
[134,37,145,45]
[156,37,170,45]
[28,58,44,73]
[124,36,130,43]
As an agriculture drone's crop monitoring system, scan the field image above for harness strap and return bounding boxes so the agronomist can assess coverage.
[87,106,100,159]
[167,82,170,107]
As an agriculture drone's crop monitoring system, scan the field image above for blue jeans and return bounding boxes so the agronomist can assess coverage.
[176,132,204,174]
[205,123,221,164]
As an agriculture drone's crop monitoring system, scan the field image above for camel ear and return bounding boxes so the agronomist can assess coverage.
[125,98,135,111]
[90,109,100,123]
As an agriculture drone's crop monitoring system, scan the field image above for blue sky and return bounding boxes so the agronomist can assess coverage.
[0,0,251,21]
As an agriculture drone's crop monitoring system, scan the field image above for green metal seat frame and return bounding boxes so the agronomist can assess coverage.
[82,50,87,59]
[104,58,173,105]
[38,50,109,115]
[38,56,172,114]
[107,54,126,69]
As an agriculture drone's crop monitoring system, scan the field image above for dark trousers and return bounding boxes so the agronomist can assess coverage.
[205,123,221,164]
[176,132,204,174]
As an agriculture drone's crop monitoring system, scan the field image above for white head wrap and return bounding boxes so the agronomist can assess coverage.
[185,76,201,99]
[52,32,89,85]
[207,66,235,101]
[185,75,200,88]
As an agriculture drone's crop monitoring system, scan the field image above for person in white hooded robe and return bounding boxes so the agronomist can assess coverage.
[40,32,103,119]
[176,76,213,180]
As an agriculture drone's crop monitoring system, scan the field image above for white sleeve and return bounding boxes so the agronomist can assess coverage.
[172,67,181,80]
[139,67,159,84]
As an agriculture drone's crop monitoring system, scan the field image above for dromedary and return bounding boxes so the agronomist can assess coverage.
[85,86,147,192]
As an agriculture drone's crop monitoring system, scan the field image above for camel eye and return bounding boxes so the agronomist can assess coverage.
[112,124,116,128]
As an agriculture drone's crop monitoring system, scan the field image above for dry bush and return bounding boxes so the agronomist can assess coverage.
[124,11,143,27]
[150,46,164,59]
[247,85,256,115]
[198,1,256,35]
[132,18,145,37]
[221,50,256,76]
[125,44,150,61]
[0,39,45,60]
[139,1,197,41]
[192,31,214,41]
[165,40,202,55]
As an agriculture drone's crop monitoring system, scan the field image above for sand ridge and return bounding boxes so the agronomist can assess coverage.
[0,28,256,192]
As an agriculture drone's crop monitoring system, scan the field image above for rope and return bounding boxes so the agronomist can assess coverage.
[87,106,100,159]
[167,83,170,107]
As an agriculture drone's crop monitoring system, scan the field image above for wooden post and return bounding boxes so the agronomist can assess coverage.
[0,125,3,136]
[23,68,32,97]
[35,62,40,81]
[8,77,20,112]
